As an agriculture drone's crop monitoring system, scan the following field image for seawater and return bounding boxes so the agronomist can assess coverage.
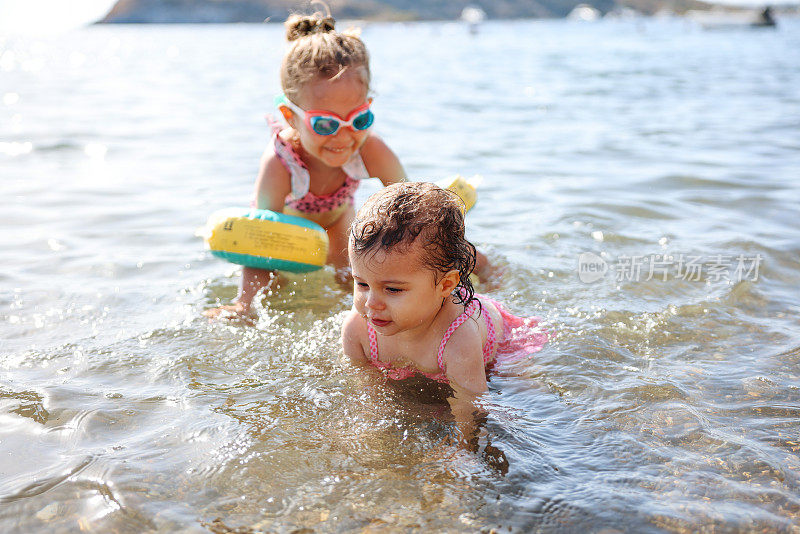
[1,18,800,533]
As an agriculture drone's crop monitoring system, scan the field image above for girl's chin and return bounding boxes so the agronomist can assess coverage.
[320,148,354,166]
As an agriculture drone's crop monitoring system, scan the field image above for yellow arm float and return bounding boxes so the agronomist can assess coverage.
[200,176,480,272]
[434,175,482,213]
[200,208,328,273]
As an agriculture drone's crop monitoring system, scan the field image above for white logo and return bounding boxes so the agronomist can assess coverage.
[578,252,607,283]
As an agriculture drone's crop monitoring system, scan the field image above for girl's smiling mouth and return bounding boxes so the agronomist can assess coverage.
[369,317,391,327]
[324,145,352,153]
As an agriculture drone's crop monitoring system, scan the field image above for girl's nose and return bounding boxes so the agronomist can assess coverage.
[365,291,383,310]
[334,125,355,141]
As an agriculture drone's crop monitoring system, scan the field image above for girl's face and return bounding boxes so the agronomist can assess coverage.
[349,241,460,337]
[287,68,371,169]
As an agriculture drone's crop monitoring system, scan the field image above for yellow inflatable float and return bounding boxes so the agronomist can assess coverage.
[200,176,480,272]
[437,174,481,213]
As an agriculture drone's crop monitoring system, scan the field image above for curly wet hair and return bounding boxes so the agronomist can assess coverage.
[350,182,477,307]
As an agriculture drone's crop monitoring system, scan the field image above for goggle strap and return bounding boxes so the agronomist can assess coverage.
[274,93,289,109]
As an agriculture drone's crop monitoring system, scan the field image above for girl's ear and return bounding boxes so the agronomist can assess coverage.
[437,269,461,297]
[278,105,294,125]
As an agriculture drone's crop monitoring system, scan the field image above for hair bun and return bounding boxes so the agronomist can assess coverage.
[285,13,336,41]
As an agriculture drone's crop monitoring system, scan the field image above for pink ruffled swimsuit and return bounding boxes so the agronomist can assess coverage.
[366,294,547,383]
[270,119,369,214]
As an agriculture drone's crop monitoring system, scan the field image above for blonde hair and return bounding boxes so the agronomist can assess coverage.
[281,10,370,103]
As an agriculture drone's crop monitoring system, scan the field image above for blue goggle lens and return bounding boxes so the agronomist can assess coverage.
[310,117,339,136]
[309,109,374,136]
[353,110,374,131]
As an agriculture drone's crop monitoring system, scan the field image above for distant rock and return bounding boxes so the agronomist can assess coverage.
[99,0,717,24]
[101,0,414,23]
[102,0,290,23]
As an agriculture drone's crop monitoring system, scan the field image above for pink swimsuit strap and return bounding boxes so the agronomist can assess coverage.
[367,325,428,381]
[366,296,496,382]
[436,299,496,372]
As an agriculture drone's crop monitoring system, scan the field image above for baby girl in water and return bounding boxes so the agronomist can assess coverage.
[341,182,548,398]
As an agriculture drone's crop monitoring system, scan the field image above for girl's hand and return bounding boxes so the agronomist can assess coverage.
[446,388,509,474]
[203,301,256,324]
[334,265,352,286]
[341,308,368,364]
[474,250,504,290]
[203,269,285,323]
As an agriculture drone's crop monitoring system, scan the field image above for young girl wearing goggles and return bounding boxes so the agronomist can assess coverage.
[206,9,495,320]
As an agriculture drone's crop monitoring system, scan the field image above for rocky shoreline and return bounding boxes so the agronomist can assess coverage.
[99,0,719,24]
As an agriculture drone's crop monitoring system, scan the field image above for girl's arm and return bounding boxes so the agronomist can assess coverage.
[204,151,291,319]
[360,135,406,186]
[474,250,496,282]
[441,326,502,464]
[447,386,509,473]
[341,309,368,364]
[237,153,292,312]
[252,150,292,211]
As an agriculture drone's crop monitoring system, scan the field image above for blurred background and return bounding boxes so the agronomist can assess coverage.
[1,0,797,29]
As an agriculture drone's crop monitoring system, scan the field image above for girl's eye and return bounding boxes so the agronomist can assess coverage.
[355,281,369,289]
[386,287,403,293]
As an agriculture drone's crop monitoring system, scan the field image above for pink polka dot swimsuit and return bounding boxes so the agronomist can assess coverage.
[365,293,547,384]
[270,118,369,215]
[367,297,495,383]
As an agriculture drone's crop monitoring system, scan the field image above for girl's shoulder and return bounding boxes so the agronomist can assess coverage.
[254,147,293,210]
[275,126,298,148]
[438,307,487,390]
[341,308,369,363]
[454,294,500,326]
[272,127,307,168]
[472,294,504,344]
[258,144,292,182]
[440,296,499,358]
[438,298,484,349]
[342,307,366,332]
[446,310,484,347]
[473,294,501,319]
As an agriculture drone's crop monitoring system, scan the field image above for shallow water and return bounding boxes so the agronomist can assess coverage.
[2,18,800,533]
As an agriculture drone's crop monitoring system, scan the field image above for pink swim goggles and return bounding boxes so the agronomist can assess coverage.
[277,95,374,136]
